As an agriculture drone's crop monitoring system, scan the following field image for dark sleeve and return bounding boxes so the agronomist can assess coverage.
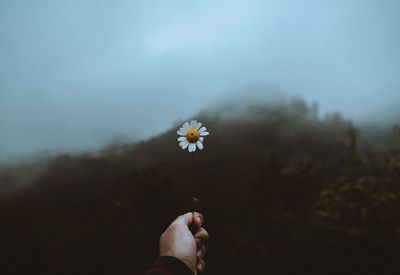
[144,256,193,275]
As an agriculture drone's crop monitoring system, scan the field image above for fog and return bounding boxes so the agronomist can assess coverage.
[1,0,399,163]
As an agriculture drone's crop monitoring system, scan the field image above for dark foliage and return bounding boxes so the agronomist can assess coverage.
[1,99,399,275]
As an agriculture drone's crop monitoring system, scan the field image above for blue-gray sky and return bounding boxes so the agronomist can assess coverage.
[1,0,399,162]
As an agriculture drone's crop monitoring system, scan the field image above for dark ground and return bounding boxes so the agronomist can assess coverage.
[1,98,400,275]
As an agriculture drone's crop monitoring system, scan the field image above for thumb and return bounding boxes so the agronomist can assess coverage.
[174,212,194,227]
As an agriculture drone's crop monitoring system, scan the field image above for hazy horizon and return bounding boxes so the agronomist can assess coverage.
[1,0,399,163]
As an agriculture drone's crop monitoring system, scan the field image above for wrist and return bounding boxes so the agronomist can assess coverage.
[160,251,195,274]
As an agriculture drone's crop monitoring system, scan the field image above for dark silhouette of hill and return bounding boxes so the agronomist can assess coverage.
[1,98,400,275]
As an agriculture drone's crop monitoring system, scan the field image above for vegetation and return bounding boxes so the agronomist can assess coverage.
[1,98,399,275]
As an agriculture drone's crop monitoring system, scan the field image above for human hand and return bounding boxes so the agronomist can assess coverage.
[160,212,209,274]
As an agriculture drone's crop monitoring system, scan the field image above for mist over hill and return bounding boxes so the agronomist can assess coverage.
[1,99,399,275]
[2,0,400,164]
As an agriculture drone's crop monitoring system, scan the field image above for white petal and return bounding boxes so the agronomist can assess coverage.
[177,130,185,136]
[177,136,186,142]
[189,143,196,152]
[183,122,190,130]
[199,127,207,132]
[196,122,202,130]
[180,140,189,149]
[200,131,209,136]
[196,140,203,150]
[190,120,197,128]
[199,137,204,142]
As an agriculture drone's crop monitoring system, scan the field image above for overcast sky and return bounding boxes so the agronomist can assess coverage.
[1,0,399,162]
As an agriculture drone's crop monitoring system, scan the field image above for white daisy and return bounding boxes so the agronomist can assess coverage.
[177,120,209,152]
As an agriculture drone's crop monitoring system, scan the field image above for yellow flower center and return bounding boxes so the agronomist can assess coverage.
[186,128,200,143]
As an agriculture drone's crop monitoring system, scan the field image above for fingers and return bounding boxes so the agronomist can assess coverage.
[174,212,203,226]
[196,245,206,258]
[194,228,208,273]
[197,258,205,272]
[194,227,209,244]
[189,213,207,273]
[192,212,203,227]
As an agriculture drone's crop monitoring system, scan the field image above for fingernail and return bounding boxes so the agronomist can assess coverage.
[196,216,202,224]
[197,263,202,270]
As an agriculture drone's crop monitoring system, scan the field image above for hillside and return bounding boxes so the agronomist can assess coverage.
[1,98,400,275]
